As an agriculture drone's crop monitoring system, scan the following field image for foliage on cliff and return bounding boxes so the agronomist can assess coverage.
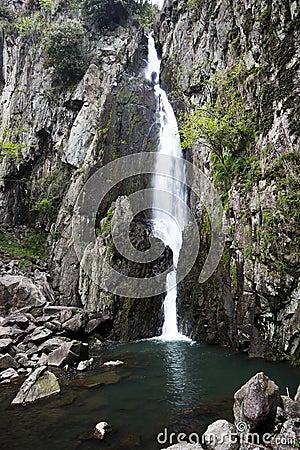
[180,60,257,194]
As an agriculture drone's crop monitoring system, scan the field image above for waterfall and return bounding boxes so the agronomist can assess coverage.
[145,34,191,342]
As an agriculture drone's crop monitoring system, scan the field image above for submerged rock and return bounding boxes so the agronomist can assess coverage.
[11,366,60,405]
[233,372,283,432]
[69,371,120,388]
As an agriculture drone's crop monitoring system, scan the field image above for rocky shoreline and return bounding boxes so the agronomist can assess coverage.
[163,373,300,450]
[0,272,111,403]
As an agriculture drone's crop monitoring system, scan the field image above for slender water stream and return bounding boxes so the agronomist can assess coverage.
[145,34,190,341]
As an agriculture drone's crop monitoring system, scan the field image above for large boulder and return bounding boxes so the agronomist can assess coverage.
[47,340,82,367]
[38,337,70,354]
[62,313,87,333]
[233,372,283,432]
[202,420,239,450]
[11,366,60,405]
[0,275,51,316]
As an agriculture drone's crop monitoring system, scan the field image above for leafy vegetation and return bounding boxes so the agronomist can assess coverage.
[81,0,155,30]
[0,227,47,262]
[96,208,114,237]
[0,128,31,162]
[44,19,86,82]
[180,60,257,199]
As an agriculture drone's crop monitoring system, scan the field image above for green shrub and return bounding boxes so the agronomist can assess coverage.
[180,60,257,198]
[0,227,47,261]
[45,19,86,82]
[81,0,153,29]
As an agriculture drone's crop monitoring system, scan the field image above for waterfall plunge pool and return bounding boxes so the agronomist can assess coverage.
[0,340,299,449]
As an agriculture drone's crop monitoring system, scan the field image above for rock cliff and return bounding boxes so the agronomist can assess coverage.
[0,0,299,360]
[158,0,299,360]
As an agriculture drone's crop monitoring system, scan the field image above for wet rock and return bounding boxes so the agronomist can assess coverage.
[26,344,39,356]
[0,367,19,382]
[47,340,82,367]
[11,366,60,405]
[92,421,110,440]
[59,309,73,324]
[233,372,283,432]
[77,358,94,371]
[0,338,13,351]
[62,313,86,333]
[0,353,19,369]
[203,420,239,450]
[44,320,61,332]
[103,360,124,367]
[34,315,56,325]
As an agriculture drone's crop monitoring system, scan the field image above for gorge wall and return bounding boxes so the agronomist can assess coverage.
[0,0,299,361]
[158,0,299,361]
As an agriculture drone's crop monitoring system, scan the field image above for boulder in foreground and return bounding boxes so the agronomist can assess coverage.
[11,366,60,405]
[233,372,283,432]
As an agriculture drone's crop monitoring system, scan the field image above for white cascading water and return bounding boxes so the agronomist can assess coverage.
[145,34,190,341]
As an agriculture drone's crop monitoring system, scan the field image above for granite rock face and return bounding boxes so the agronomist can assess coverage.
[0,0,299,353]
[159,0,300,360]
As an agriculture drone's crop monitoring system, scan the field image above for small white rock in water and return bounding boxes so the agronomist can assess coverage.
[77,358,94,371]
[93,421,109,440]
[103,360,124,367]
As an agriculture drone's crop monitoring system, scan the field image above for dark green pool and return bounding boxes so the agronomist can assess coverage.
[0,341,299,449]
